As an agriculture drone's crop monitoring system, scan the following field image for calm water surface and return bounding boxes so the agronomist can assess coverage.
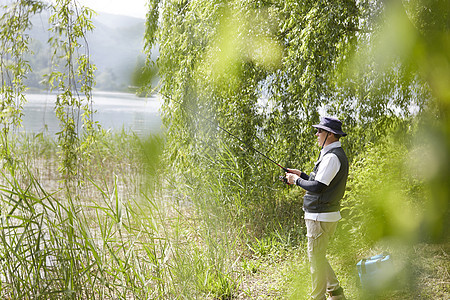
[22,92,162,136]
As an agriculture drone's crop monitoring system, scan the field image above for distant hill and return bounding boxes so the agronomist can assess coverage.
[25,11,158,92]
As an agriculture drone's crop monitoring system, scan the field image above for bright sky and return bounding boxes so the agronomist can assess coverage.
[77,0,148,19]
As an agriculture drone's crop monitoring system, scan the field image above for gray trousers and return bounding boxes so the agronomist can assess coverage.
[306,219,340,300]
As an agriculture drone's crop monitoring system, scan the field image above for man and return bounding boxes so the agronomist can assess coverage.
[285,117,348,300]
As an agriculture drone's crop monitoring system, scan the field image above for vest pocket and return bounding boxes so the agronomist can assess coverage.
[303,193,320,211]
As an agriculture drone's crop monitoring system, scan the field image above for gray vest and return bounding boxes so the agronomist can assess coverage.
[303,147,349,213]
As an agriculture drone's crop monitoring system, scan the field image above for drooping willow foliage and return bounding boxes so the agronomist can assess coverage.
[145,0,438,168]
[1,1,45,164]
[144,0,448,239]
[1,0,97,185]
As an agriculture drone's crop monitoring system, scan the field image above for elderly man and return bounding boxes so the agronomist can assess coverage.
[286,117,349,300]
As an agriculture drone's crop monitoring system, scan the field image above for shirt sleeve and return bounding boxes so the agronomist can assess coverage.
[300,172,309,180]
[295,178,327,193]
[314,153,341,186]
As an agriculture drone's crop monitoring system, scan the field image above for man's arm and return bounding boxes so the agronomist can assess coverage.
[295,178,327,193]
[300,172,309,180]
[285,172,327,193]
[286,168,310,180]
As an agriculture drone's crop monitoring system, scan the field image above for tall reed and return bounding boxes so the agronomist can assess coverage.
[0,130,249,299]
[0,132,168,299]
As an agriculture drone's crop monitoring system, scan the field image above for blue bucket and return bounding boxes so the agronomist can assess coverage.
[356,254,395,291]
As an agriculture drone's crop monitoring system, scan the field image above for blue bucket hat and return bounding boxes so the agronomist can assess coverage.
[313,117,347,137]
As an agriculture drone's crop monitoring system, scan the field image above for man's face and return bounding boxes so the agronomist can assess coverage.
[315,128,329,147]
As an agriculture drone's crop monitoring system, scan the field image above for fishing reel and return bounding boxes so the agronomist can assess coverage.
[279,167,292,185]
[279,175,290,185]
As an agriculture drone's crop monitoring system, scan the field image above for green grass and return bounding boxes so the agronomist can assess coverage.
[0,132,448,299]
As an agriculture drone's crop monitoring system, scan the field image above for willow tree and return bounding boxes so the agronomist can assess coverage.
[1,0,46,165]
[144,0,437,233]
[1,0,97,183]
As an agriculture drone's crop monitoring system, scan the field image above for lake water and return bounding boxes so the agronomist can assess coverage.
[21,92,162,136]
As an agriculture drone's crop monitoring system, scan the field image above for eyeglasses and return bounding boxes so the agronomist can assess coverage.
[317,128,330,134]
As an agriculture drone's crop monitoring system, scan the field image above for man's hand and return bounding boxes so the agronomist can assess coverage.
[285,172,300,185]
[286,168,302,177]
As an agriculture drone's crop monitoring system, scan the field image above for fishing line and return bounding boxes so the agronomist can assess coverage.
[158,92,289,173]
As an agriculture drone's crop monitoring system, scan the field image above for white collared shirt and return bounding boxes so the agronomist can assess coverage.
[304,141,342,222]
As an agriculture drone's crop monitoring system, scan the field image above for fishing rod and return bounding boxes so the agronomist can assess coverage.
[160,93,291,179]
[215,121,289,173]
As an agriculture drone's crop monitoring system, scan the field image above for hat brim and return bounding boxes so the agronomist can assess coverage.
[313,124,347,137]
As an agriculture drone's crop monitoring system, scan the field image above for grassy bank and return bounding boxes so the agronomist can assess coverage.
[0,132,448,299]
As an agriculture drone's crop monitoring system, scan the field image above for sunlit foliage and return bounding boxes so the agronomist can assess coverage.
[144,0,447,236]
[0,0,448,298]
[145,0,449,297]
